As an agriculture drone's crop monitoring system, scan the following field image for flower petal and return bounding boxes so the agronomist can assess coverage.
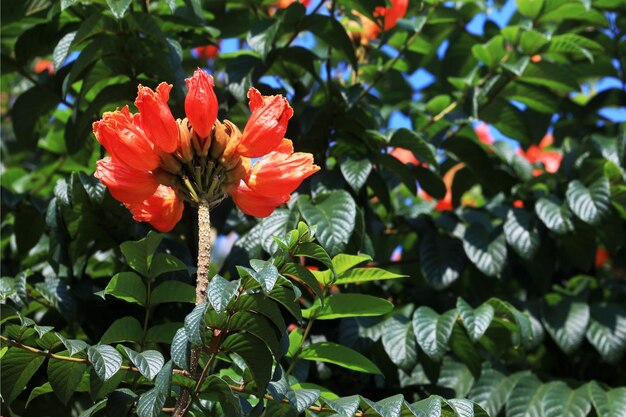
[135,83,179,153]
[237,88,293,158]
[246,140,320,197]
[95,157,160,204]
[230,183,290,218]
[185,69,219,138]
[125,185,184,232]
[92,106,161,171]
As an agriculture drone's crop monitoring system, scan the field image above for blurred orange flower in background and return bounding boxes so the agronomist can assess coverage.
[518,133,562,176]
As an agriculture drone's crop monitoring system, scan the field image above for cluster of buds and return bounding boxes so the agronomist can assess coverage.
[93,69,320,232]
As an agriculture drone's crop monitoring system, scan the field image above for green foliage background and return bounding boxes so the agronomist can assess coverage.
[1,0,626,416]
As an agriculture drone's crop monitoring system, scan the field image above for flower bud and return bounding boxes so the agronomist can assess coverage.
[135,83,179,153]
[185,68,218,139]
[177,119,194,163]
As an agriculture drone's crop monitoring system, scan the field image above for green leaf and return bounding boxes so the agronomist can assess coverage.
[588,382,626,417]
[269,285,302,322]
[11,86,58,147]
[48,352,87,404]
[299,341,382,374]
[334,267,406,285]
[249,259,280,294]
[293,241,335,273]
[506,375,546,417]
[340,154,373,192]
[542,295,590,354]
[100,316,143,344]
[542,382,591,417]
[332,253,372,274]
[520,62,580,94]
[235,294,287,335]
[303,293,393,320]
[504,208,540,260]
[412,307,457,361]
[420,231,466,289]
[1,348,46,404]
[469,369,521,417]
[389,128,438,167]
[89,367,126,401]
[221,333,273,392]
[26,382,53,407]
[228,311,281,356]
[247,19,280,58]
[298,191,356,256]
[104,272,147,306]
[548,34,603,62]
[88,345,123,381]
[55,333,89,357]
[78,399,107,417]
[456,298,494,342]
[208,275,239,314]
[136,361,173,417]
[566,178,611,226]
[145,322,181,344]
[170,328,191,371]
[301,14,357,69]
[120,347,164,381]
[149,253,187,277]
[120,232,163,277]
[535,196,575,234]
[53,31,76,70]
[462,224,507,277]
[184,303,208,345]
[381,316,417,371]
[150,280,195,305]
[106,0,131,19]
[282,263,324,301]
[586,303,626,363]
[517,0,544,18]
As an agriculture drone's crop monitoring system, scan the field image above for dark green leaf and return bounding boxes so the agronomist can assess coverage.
[150,280,195,305]
[48,352,87,404]
[1,348,46,404]
[104,272,147,306]
[298,191,357,256]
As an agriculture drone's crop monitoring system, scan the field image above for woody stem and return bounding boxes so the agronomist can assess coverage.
[173,198,211,417]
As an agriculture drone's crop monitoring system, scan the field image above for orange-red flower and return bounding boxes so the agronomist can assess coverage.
[230,183,291,218]
[390,147,419,165]
[135,83,179,153]
[518,133,562,176]
[595,248,609,269]
[194,43,220,60]
[125,185,184,233]
[245,139,320,197]
[420,163,465,211]
[237,88,294,158]
[93,106,162,171]
[474,123,494,145]
[185,69,218,139]
[95,158,159,204]
[273,0,311,8]
[34,58,54,75]
[93,70,318,231]
[351,0,408,44]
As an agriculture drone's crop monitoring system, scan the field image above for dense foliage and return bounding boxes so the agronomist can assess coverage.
[1,0,626,416]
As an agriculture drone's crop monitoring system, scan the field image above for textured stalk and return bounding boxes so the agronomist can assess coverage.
[173,199,211,417]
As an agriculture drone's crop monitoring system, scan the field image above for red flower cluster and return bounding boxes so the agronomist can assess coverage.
[194,42,220,60]
[518,133,562,176]
[349,0,408,45]
[93,69,319,232]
